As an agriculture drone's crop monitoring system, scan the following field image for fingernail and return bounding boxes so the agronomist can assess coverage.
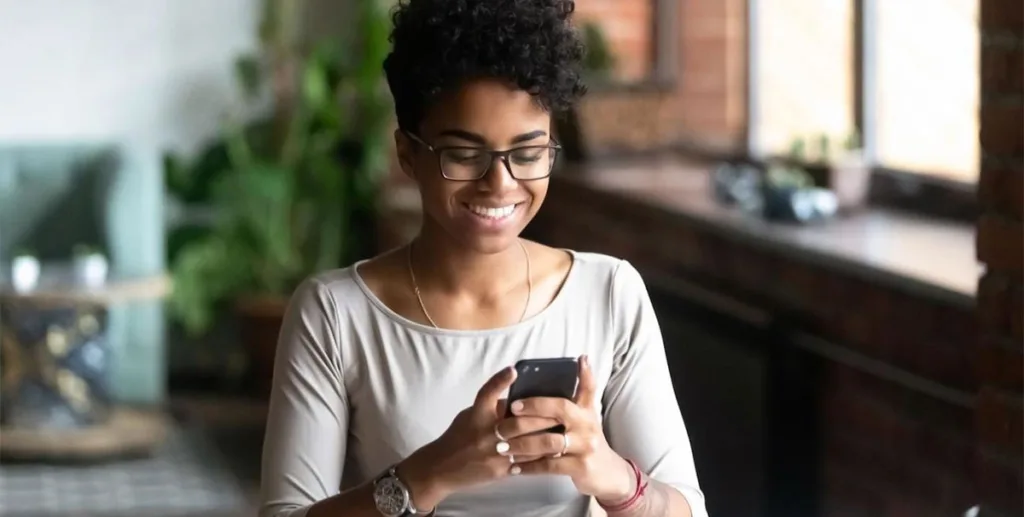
[511,401,524,413]
[510,465,522,476]
[581,355,590,368]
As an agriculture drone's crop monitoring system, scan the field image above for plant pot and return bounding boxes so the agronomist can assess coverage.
[73,253,109,287]
[236,294,290,398]
[828,150,872,211]
[783,154,871,212]
[11,255,40,292]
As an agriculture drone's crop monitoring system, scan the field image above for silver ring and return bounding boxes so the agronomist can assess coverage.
[552,432,570,458]
[493,424,507,442]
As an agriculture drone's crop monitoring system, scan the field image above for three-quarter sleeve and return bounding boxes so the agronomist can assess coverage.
[260,278,349,517]
[601,261,709,517]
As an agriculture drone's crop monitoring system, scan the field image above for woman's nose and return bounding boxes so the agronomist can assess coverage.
[479,155,518,192]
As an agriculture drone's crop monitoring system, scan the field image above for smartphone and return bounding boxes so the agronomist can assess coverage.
[505,357,579,433]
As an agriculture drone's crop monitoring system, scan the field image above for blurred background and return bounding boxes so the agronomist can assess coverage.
[0,0,1019,516]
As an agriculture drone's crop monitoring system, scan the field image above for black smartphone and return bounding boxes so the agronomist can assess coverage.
[505,357,579,433]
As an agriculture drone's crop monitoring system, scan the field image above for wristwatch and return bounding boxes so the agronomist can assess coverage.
[372,465,432,516]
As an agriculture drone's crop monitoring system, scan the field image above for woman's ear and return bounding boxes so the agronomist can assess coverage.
[394,129,416,181]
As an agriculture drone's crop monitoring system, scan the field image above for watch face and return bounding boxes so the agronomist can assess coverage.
[373,476,409,516]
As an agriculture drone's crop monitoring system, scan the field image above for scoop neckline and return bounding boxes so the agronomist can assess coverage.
[351,249,579,337]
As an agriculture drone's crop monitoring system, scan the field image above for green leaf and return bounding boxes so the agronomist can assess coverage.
[302,58,331,112]
[169,236,251,336]
[225,122,255,171]
[163,139,233,205]
[235,54,264,100]
[581,22,615,75]
[163,151,191,199]
[788,137,807,162]
[167,224,215,264]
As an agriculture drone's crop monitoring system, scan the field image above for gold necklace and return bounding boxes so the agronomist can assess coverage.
[407,239,532,329]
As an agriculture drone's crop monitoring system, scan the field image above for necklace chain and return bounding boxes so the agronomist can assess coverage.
[407,239,532,329]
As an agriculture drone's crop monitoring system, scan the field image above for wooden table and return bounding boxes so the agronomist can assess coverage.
[0,265,171,461]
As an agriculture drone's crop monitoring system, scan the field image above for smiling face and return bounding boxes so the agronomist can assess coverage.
[397,78,554,254]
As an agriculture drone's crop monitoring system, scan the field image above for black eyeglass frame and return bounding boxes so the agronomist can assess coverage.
[404,130,562,181]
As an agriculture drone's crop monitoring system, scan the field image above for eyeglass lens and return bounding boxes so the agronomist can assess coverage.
[439,147,556,180]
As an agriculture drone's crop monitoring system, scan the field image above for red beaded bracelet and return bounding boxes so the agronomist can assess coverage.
[598,459,649,513]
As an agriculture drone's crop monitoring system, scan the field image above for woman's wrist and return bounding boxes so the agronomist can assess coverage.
[594,456,637,507]
[396,447,450,510]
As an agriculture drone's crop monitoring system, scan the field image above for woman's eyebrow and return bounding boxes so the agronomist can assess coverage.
[437,129,548,145]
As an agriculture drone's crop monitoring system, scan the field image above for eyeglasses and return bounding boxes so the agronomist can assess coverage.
[405,131,561,181]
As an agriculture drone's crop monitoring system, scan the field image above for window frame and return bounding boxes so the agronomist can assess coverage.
[859,0,978,220]
[746,0,978,222]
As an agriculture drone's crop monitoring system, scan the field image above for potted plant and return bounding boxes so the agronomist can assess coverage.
[785,131,870,211]
[10,247,40,293]
[581,22,617,83]
[72,244,109,287]
[165,0,392,394]
[827,132,871,211]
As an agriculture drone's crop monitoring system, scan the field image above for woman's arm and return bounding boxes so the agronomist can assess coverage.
[260,277,517,517]
[259,278,350,517]
[303,454,445,517]
[599,261,709,517]
[596,469,695,517]
[261,278,450,517]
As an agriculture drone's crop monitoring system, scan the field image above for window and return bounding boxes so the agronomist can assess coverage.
[870,0,980,182]
[749,0,857,159]
[749,0,980,185]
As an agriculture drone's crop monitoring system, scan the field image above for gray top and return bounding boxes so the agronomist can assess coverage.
[259,251,707,517]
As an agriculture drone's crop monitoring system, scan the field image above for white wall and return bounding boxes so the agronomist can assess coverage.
[0,0,260,152]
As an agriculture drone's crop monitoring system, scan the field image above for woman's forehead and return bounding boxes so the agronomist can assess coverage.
[421,79,551,144]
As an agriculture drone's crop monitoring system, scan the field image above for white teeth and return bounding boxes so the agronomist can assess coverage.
[468,204,516,219]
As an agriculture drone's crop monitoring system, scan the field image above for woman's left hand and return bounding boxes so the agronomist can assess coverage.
[501,355,635,503]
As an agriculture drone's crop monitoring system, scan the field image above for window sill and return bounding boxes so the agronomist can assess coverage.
[553,156,980,308]
[583,77,676,95]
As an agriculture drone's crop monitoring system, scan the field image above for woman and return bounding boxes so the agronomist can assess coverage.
[259,0,707,515]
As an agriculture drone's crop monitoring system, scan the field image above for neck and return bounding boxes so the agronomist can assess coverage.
[411,224,527,298]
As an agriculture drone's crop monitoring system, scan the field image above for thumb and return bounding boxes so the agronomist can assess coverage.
[573,355,596,409]
[473,366,517,421]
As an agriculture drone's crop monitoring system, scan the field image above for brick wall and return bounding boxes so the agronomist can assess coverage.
[578,0,748,154]
[975,0,1024,515]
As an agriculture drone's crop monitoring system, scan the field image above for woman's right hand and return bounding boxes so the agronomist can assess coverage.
[397,366,561,509]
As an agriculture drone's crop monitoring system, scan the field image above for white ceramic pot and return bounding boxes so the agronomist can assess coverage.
[11,255,41,292]
[829,150,872,210]
[74,253,109,287]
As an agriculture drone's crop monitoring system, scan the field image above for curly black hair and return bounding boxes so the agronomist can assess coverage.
[383,0,587,132]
